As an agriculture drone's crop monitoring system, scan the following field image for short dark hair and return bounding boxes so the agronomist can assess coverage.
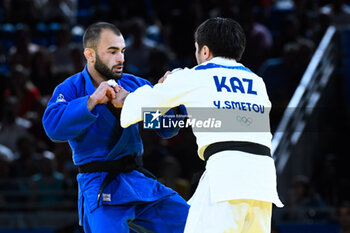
[194,17,246,61]
[83,22,121,49]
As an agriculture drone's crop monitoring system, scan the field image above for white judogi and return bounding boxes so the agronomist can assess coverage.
[120,57,283,232]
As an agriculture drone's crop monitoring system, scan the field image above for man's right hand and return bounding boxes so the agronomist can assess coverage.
[157,68,182,83]
[87,81,118,111]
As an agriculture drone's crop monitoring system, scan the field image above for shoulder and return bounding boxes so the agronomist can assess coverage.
[122,73,151,85]
[57,72,83,87]
[167,67,193,79]
[54,71,85,97]
[157,68,192,86]
[120,73,152,91]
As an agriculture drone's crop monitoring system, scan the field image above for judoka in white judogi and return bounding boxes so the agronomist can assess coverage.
[117,18,283,233]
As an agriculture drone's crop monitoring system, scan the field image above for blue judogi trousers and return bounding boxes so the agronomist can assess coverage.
[82,193,189,233]
[78,170,189,233]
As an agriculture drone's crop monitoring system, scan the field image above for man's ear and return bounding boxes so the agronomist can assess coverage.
[84,48,96,63]
[202,45,213,61]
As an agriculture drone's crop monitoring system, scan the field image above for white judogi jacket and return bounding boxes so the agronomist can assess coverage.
[120,57,283,207]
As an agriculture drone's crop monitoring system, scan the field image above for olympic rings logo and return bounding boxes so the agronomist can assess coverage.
[236,115,253,126]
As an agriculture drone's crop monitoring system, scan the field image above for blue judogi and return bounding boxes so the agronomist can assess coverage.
[42,66,189,233]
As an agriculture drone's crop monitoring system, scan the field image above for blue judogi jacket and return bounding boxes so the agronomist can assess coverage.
[42,66,181,220]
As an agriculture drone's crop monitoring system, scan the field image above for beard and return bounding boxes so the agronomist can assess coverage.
[94,53,123,80]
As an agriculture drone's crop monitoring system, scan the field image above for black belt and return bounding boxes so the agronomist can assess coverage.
[203,141,271,161]
[192,141,271,184]
[78,155,156,209]
[78,155,141,173]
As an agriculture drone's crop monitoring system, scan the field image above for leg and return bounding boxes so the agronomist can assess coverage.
[185,173,247,233]
[185,174,262,233]
[132,194,190,233]
[240,200,272,233]
[186,195,272,233]
[82,212,92,233]
[184,178,250,233]
[83,201,136,233]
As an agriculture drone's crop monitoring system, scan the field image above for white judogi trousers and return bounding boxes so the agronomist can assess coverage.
[184,171,272,233]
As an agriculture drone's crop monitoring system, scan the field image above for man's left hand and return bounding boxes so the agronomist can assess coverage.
[111,87,129,108]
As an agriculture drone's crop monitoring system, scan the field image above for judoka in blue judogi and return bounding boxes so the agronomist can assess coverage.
[42,22,189,233]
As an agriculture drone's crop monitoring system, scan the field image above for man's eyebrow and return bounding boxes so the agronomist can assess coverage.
[107,46,126,50]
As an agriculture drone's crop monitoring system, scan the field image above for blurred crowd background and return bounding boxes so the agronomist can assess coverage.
[1,0,350,232]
